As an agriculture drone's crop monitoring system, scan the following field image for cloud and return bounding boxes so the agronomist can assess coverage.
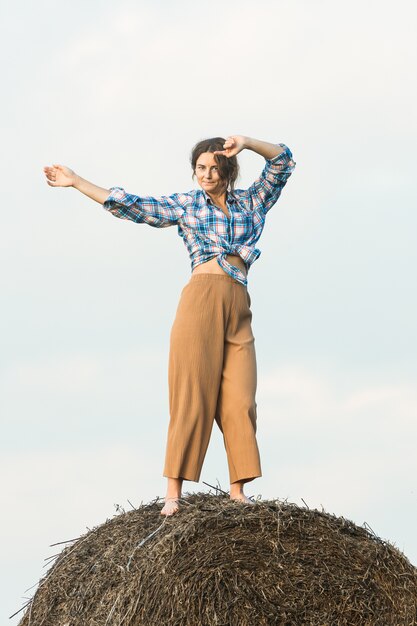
[48,0,417,126]
[0,349,170,446]
[258,365,417,432]
[1,443,161,557]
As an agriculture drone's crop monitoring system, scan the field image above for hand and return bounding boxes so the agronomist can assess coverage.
[213,135,246,158]
[43,164,77,187]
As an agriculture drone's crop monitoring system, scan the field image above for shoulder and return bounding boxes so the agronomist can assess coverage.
[179,189,206,205]
[167,190,199,207]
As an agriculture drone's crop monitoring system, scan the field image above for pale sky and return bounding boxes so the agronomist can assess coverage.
[1,0,417,621]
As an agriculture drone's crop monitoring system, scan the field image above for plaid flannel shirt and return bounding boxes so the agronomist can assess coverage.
[103,144,296,286]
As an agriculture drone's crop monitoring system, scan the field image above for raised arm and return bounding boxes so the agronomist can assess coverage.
[215,135,296,215]
[43,165,110,204]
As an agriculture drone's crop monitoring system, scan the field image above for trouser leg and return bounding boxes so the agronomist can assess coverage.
[163,277,226,482]
[215,285,262,484]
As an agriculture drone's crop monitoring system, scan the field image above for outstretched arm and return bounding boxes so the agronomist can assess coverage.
[44,164,188,228]
[215,135,296,215]
[214,136,284,160]
[43,165,110,205]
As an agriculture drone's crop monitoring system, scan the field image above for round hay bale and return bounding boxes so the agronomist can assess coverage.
[18,494,417,626]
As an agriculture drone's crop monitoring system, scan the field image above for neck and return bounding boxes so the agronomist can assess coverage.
[207,190,227,207]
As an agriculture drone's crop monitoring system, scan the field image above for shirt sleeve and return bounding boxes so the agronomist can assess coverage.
[246,144,296,215]
[103,187,189,228]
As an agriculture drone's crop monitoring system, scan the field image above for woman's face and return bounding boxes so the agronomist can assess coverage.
[195,152,226,197]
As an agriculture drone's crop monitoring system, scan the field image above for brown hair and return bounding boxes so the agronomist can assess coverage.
[190,137,240,192]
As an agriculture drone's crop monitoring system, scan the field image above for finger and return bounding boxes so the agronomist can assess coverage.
[213,150,227,156]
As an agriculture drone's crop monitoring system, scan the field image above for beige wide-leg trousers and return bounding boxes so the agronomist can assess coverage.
[163,273,262,484]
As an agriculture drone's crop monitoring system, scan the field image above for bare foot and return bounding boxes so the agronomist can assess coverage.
[229,479,255,505]
[230,493,255,505]
[161,477,183,516]
[161,498,180,516]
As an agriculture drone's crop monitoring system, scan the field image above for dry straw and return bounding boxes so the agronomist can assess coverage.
[17,493,417,626]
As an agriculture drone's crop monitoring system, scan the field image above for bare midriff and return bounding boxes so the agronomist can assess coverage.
[192,255,247,278]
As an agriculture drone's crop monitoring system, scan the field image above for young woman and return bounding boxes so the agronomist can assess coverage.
[44,135,296,516]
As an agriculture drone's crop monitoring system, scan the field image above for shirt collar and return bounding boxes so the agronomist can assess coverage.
[202,190,236,205]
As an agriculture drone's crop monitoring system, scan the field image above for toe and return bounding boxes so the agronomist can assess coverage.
[230,494,255,505]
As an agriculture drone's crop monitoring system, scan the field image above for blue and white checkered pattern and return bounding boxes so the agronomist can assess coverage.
[103,144,296,286]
